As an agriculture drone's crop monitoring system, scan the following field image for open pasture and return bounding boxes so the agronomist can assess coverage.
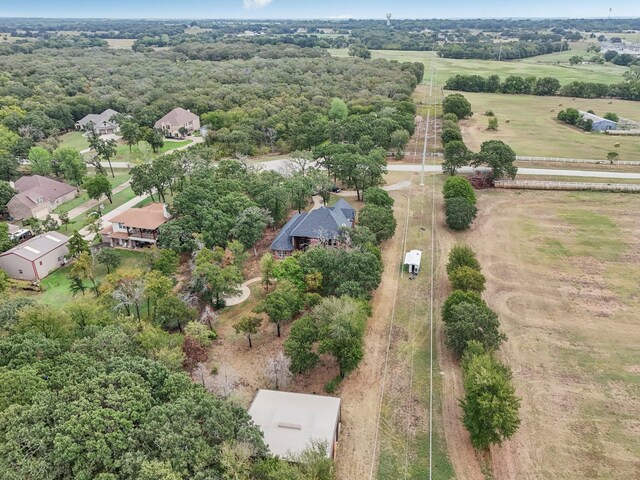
[456,91,640,160]
[441,189,640,479]
[329,46,630,85]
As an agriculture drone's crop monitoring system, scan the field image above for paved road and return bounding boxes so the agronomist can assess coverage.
[259,159,640,180]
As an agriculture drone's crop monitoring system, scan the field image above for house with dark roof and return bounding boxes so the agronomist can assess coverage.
[0,231,69,281]
[7,175,77,221]
[271,199,356,258]
[154,108,200,138]
[75,109,121,135]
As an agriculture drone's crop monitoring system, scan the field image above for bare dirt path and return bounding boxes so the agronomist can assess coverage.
[334,192,409,480]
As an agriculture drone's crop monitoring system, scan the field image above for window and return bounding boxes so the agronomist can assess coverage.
[39,261,43,266]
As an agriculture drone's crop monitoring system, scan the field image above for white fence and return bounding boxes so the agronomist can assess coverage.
[514,156,640,166]
[494,180,640,193]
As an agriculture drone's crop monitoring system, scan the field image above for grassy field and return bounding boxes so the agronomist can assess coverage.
[58,131,89,151]
[59,186,137,233]
[328,43,630,85]
[105,39,135,49]
[375,177,455,480]
[456,91,640,160]
[53,169,131,215]
[37,249,147,305]
[447,189,640,478]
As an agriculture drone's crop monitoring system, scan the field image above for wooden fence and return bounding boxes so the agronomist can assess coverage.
[494,180,640,193]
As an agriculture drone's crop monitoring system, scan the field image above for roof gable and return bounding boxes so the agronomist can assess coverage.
[154,108,199,128]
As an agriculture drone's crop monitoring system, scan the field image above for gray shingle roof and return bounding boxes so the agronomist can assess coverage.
[270,200,355,251]
[76,109,120,129]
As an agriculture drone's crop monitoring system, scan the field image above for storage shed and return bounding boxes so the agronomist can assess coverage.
[248,390,341,460]
[404,249,423,274]
[579,111,618,132]
[0,231,69,281]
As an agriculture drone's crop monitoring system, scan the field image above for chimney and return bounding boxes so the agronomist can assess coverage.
[163,204,171,219]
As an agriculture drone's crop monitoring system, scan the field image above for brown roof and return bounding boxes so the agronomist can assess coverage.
[109,203,171,230]
[13,175,76,206]
[154,107,199,129]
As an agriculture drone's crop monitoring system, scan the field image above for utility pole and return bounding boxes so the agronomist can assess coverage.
[420,65,434,186]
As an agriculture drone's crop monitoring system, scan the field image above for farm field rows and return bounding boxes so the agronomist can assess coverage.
[436,188,640,479]
[328,45,630,84]
[456,92,640,160]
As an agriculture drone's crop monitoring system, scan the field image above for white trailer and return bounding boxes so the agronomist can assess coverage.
[404,249,423,275]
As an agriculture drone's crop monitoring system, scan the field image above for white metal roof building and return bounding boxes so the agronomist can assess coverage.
[0,231,69,281]
[404,249,423,274]
[248,390,341,460]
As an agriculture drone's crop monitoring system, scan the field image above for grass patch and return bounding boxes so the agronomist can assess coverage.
[538,238,571,257]
[58,186,138,233]
[57,131,89,151]
[53,169,130,215]
[559,210,624,261]
[38,249,147,306]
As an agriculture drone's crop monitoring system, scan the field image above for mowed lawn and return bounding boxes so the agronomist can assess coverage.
[38,249,148,305]
[456,91,640,160]
[58,186,138,233]
[83,140,193,163]
[53,169,131,215]
[58,131,89,151]
[461,189,640,478]
[328,43,630,85]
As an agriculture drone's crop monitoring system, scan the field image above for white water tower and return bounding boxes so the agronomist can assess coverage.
[386,13,392,27]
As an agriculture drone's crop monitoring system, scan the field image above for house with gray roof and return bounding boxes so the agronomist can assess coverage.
[0,231,69,281]
[271,199,356,258]
[7,175,77,221]
[578,111,618,132]
[154,107,200,138]
[75,109,121,135]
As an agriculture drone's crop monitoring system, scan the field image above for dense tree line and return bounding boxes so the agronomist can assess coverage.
[442,245,520,450]
[170,42,327,61]
[438,40,567,60]
[0,35,107,56]
[445,73,640,101]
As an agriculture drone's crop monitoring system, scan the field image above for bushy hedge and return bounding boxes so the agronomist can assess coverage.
[445,197,477,231]
[443,177,476,206]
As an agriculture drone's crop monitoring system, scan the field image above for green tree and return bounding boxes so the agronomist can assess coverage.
[447,245,481,275]
[445,302,505,357]
[96,247,121,274]
[0,366,47,412]
[59,212,70,231]
[88,129,118,177]
[442,140,470,175]
[15,304,73,341]
[67,231,89,259]
[443,176,476,205]
[230,206,273,254]
[569,55,583,65]
[284,315,320,374]
[487,116,498,131]
[603,112,619,122]
[54,147,87,187]
[286,175,313,213]
[442,290,486,324]
[358,204,396,243]
[147,246,180,276]
[119,120,142,153]
[67,275,87,297]
[363,187,394,208]
[449,266,486,293]
[156,294,196,333]
[461,346,520,449]
[389,129,410,158]
[473,140,517,180]
[83,174,113,203]
[328,98,349,120]
[607,151,619,161]
[193,249,243,309]
[443,93,473,119]
[71,251,99,296]
[0,180,16,214]
[143,127,165,153]
[348,42,371,59]
[234,316,262,348]
[255,280,302,337]
[445,197,477,231]
[260,252,275,292]
[441,127,463,145]
[144,270,173,322]
[27,146,52,176]
[0,222,12,253]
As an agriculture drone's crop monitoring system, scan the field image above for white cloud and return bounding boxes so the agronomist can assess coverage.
[243,0,273,9]
[327,14,353,19]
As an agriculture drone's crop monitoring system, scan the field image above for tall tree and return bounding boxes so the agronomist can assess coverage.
[230,207,273,254]
[67,231,89,259]
[0,182,16,215]
[88,129,118,178]
[83,174,113,203]
[53,147,87,187]
[442,140,470,176]
[27,146,52,176]
[254,280,302,337]
[96,247,121,274]
[234,316,262,348]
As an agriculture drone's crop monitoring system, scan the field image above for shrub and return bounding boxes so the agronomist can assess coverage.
[443,176,476,205]
[324,376,342,394]
[603,112,619,122]
[442,290,486,324]
[487,117,498,131]
[363,187,394,208]
[443,113,459,123]
[445,197,477,231]
[445,301,505,357]
[484,110,494,116]
[449,266,486,293]
[447,245,481,276]
[358,204,397,243]
[441,127,463,145]
[442,93,473,120]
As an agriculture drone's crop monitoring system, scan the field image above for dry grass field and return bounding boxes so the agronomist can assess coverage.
[457,92,640,160]
[105,38,135,49]
[437,188,640,479]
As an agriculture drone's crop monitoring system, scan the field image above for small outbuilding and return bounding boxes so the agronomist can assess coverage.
[404,249,423,274]
[0,231,69,281]
[248,389,341,460]
[579,111,618,132]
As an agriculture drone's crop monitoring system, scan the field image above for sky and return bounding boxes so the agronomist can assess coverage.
[1,0,639,20]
